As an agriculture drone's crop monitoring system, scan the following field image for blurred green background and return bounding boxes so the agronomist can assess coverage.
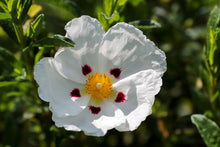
[1,0,220,146]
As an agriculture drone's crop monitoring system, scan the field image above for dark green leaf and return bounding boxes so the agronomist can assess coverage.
[0,20,17,42]
[20,0,32,23]
[129,19,161,30]
[31,34,75,48]
[191,114,220,147]
[0,47,16,75]
[0,12,11,20]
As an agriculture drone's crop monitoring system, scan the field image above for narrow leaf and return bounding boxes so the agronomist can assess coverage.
[32,34,75,48]
[0,81,17,87]
[0,1,8,12]
[207,6,220,29]
[129,19,161,30]
[0,12,11,20]
[191,114,220,147]
[104,0,114,16]
[27,14,44,38]
[20,0,32,22]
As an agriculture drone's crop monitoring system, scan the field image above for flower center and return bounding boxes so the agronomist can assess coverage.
[84,73,113,105]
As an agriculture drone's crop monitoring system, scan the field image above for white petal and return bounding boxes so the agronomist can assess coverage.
[65,15,105,50]
[113,70,162,131]
[54,16,106,82]
[52,101,125,136]
[98,22,166,78]
[116,103,152,131]
[34,58,90,117]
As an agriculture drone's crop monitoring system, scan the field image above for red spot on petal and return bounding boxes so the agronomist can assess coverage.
[115,92,126,103]
[82,64,92,76]
[70,88,81,97]
[89,106,101,114]
[110,68,121,79]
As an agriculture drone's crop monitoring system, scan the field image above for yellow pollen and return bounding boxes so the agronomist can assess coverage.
[84,73,114,105]
[96,83,102,89]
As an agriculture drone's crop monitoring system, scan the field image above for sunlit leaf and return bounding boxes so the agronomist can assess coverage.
[104,0,114,16]
[191,114,220,147]
[98,12,109,32]
[0,1,8,12]
[0,81,17,87]
[27,14,44,38]
[0,12,11,20]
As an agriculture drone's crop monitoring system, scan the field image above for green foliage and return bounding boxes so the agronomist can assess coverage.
[191,114,220,147]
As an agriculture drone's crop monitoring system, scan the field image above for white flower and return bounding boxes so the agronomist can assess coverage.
[34,15,167,136]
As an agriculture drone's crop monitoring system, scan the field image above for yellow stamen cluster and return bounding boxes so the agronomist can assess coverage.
[84,73,114,105]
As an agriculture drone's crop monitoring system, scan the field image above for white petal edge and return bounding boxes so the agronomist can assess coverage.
[34,58,90,117]
[113,70,162,131]
[98,22,166,78]
[52,101,125,136]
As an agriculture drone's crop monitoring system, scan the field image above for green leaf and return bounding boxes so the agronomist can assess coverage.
[0,81,17,87]
[207,6,220,29]
[0,20,17,42]
[206,6,220,65]
[31,34,75,48]
[98,12,109,32]
[27,14,44,38]
[108,11,120,25]
[0,1,8,12]
[129,19,161,30]
[0,47,16,74]
[104,0,114,16]
[117,0,127,7]
[191,114,220,147]
[0,12,11,20]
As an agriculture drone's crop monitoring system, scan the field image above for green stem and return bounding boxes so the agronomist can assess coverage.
[13,23,33,81]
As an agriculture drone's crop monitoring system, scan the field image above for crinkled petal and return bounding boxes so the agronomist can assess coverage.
[34,58,90,117]
[98,22,166,78]
[52,101,125,136]
[113,70,162,131]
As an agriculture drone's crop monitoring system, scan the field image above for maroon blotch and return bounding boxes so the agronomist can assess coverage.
[89,106,101,114]
[110,68,121,79]
[70,88,81,97]
[115,92,126,103]
[82,64,92,76]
